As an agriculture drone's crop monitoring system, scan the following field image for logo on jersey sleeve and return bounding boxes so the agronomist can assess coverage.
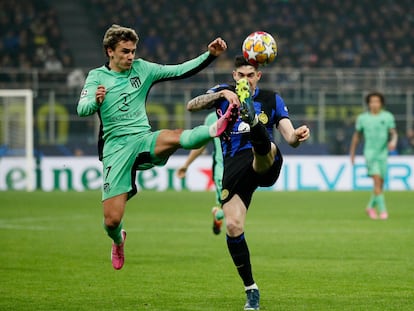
[80,89,88,97]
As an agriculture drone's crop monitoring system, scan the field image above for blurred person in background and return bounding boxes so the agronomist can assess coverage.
[350,92,398,220]
[176,111,224,235]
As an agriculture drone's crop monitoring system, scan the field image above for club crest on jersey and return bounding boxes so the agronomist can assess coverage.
[103,183,111,193]
[221,189,229,201]
[130,76,141,88]
[258,111,268,124]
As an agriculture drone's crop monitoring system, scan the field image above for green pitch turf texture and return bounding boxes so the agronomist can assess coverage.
[1,191,413,311]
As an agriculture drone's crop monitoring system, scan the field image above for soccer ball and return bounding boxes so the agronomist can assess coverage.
[242,31,277,67]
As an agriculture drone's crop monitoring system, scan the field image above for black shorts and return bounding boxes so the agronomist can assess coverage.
[221,147,283,208]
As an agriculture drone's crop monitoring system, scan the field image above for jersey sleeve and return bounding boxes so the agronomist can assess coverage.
[387,111,396,129]
[207,84,231,94]
[355,114,364,132]
[275,94,290,119]
[150,51,216,82]
[77,70,100,117]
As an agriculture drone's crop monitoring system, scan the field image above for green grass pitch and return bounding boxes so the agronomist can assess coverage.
[1,190,413,310]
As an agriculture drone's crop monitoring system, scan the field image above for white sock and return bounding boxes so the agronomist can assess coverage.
[245,283,259,291]
[208,123,217,137]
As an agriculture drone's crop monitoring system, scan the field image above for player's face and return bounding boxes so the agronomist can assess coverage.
[107,40,136,72]
[233,65,262,92]
[368,95,382,114]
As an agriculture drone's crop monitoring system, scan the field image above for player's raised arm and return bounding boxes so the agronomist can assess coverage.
[207,37,227,56]
[187,89,240,112]
[278,119,310,148]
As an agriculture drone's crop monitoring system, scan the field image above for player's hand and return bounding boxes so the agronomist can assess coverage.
[208,37,227,56]
[176,166,187,179]
[388,141,397,152]
[220,90,240,107]
[95,85,106,105]
[294,125,310,142]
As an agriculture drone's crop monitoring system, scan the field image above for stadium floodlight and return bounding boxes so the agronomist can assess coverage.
[0,89,34,191]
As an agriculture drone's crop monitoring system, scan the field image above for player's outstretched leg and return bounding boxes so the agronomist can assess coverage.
[211,206,224,235]
[111,229,126,270]
[210,103,239,137]
[236,78,257,126]
[180,104,238,150]
[236,78,272,158]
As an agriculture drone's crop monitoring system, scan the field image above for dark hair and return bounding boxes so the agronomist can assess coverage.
[234,55,258,69]
[365,91,385,106]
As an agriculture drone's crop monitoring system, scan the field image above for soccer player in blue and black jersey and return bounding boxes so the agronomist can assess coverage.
[187,55,310,310]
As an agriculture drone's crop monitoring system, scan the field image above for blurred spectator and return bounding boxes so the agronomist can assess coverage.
[1,0,414,69]
[81,0,414,68]
[67,68,85,91]
[400,128,414,155]
[44,51,63,71]
[0,0,67,69]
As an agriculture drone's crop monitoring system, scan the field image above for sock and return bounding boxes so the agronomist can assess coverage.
[104,221,123,245]
[367,194,377,208]
[226,233,254,287]
[376,194,387,213]
[249,122,271,155]
[179,125,211,149]
[245,283,259,291]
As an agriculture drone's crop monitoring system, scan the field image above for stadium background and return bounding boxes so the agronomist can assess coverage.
[0,0,414,191]
[1,2,414,310]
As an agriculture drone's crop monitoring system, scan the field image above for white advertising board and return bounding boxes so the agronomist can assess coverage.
[1,156,413,191]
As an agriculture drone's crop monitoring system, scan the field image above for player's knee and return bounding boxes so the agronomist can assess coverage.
[252,157,273,174]
[103,203,125,228]
[225,218,244,236]
[253,143,277,173]
[104,214,122,228]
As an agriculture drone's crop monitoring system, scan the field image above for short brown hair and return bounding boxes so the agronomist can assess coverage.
[365,91,385,106]
[103,24,139,57]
